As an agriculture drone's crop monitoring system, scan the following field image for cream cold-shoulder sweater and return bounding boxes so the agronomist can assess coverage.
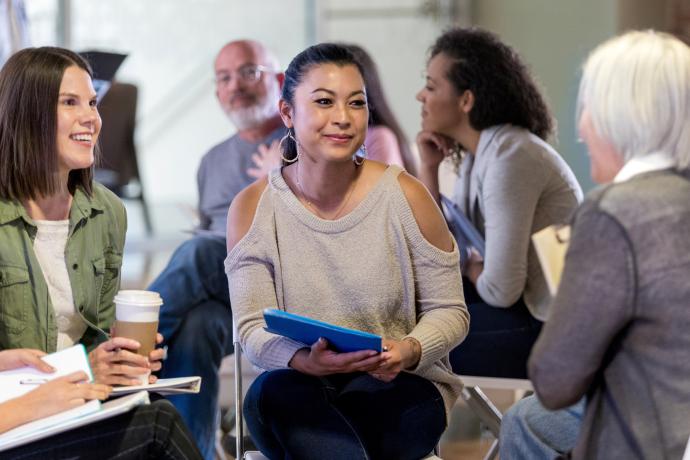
[225,165,469,419]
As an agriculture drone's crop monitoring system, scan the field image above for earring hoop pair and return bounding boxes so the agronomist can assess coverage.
[279,128,299,163]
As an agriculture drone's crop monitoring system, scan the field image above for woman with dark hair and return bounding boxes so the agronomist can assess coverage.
[343,44,417,174]
[226,43,468,459]
[416,28,582,378]
[0,46,162,384]
[0,47,201,459]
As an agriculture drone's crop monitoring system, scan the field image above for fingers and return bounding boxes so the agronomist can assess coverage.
[148,348,165,363]
[247,168,262,179]
[100,337,141,352]
[61,371,90,383]
[156,333,164,344]
[76,383,112,401]
[148,374,158,384]
[23,352,56,374]
[105,348,149,367]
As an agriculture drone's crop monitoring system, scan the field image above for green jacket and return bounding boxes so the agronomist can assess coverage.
[0,183,126,352]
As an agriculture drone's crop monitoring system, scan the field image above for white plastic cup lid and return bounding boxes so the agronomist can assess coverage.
[114,290,163,307]
[114,290,162,322]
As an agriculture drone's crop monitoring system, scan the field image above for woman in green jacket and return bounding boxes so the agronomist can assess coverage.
[0,47,161,386]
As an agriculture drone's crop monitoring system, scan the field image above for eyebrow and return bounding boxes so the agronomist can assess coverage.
[311,88,366,97]
[59,92,97,99]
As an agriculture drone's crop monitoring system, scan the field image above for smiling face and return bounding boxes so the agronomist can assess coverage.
[416,53,467,137]
[214,41,281,130]
[56,65,101,177]
[280,63,368,162]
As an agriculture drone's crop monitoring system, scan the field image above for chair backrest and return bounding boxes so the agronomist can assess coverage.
[97,82,139,188]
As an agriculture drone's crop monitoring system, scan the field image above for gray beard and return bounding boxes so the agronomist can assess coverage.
[225,89,279,130]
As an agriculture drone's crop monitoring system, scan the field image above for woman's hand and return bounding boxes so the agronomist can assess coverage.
[0,371,111,434]
[464,248,484,285]
[88,337,151,386]
[289,338,386,376]
[247,139,282,179]
[368,338,422,383]
[416,131,456,169]
[416,131,457,202]
[0,349,55,373]
[147,333,165,384]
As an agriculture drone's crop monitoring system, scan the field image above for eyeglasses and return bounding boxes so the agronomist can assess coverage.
[215,65,273,87]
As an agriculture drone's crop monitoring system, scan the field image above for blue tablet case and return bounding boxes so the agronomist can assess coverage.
[263,309,382,353]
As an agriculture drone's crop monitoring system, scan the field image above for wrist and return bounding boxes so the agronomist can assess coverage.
[288,348,311,373]
[402,337,422,370]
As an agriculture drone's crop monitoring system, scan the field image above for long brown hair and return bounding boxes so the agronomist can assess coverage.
[0,47,97,200]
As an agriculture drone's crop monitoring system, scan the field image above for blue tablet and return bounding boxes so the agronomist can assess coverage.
[263,308,382,353]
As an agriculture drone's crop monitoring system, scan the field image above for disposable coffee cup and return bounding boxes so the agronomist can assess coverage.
[113,290,163,385]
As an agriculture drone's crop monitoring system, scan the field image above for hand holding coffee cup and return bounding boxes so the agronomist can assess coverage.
[112,290,163,385]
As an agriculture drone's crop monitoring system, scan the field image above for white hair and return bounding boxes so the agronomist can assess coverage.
[577,30,690,169]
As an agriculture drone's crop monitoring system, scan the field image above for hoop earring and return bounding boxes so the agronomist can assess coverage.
[353,142,366,166]
[279,128,299,163]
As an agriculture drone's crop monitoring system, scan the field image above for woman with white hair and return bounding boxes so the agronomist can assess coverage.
[500,30,690,459]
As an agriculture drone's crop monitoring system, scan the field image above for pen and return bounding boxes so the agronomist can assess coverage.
[19,378,49,385]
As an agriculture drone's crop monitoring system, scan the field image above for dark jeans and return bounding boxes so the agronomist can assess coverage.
[450,278,543,379]
[148,235,234,460]
[245,369,446,460]
[0,399,202,460]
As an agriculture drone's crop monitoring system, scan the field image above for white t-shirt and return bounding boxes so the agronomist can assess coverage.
[33,220,86,350]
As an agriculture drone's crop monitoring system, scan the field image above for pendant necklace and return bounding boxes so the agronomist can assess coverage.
[295,161,359,220]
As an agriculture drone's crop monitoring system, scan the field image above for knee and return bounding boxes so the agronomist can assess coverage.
[245,370,314,416]
[172,236,226,268]
[175,301,232,348]
[500,396,532,446]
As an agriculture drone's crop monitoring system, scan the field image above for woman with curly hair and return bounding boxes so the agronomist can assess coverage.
[416,27,583,378]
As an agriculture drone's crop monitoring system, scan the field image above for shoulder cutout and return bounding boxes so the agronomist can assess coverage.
[226,177,268,252]
[397,172,454,252]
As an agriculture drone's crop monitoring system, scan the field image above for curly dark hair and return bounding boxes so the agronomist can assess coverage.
[430,27,554,141]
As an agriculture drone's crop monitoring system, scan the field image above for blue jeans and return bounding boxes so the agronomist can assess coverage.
[449,278,542,378]
[245,370,446,460]
[499,395,585,460]
[149,235,234,460]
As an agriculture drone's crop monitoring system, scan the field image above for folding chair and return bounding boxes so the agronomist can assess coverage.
[232,319,268,460]
[459,376,534,460]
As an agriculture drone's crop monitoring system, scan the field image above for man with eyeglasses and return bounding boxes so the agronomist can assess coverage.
[147,39,285,460]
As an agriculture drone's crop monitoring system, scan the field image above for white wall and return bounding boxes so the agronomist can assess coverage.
[28,0,310,207]
[473,0,618,192]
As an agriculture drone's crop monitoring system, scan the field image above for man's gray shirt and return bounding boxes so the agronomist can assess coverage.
[197,126,284,235]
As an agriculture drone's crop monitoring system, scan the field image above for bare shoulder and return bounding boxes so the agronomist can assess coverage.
[226,177,269,252]
[397,172,453,252]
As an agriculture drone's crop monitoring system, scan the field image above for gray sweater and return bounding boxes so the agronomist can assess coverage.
[529,169,690,459]
[453,125,582,320]
[197,127,285,234]
[225,165,469,418]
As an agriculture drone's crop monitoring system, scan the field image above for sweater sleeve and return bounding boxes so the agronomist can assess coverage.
[476,144,546,307]
[528,200,635,409]
[225,232,306,371]
[396,195,470,372]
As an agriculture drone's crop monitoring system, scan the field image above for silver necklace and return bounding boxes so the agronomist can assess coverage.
[295,161,359,220]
